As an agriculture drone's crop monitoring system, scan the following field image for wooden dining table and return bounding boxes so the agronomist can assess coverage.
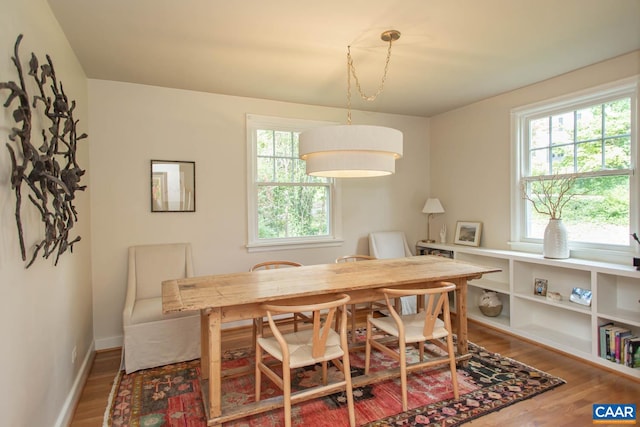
[162,255,500,426]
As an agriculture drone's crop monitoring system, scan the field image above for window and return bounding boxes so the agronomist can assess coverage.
[512,77,638,254]
[246,114,342,251]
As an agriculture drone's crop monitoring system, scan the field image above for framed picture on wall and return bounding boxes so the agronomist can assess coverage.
[151,160,196,212]
[454,221,482,246]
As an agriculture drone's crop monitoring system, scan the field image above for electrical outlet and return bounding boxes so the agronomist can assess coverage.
[71,346,77,364]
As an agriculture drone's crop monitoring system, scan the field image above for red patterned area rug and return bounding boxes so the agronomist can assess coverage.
[104,340,564,427]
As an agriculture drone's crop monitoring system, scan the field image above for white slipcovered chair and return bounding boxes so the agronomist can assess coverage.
[368,230,413,259]
[368,231,416,314]
[122,243,200,373]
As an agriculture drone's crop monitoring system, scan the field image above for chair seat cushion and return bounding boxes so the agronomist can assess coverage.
[258,329,344,369]
[131,297,199,324]
[370,313,449,342]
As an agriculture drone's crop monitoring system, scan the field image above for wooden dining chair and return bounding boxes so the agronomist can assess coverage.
[335,255,378,342]
[250,261,304,347]
[364,282,459,411]
[255,293,356,427]
[251,260,303,271]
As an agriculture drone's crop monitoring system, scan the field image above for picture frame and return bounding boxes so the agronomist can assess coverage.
[570,287,592,306]
[151,160,196,212]
[454,221,482,246]
[534,278,548,296]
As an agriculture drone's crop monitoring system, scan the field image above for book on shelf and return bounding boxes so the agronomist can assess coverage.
[621,335,629,366]
[602,324,619,360]
[598,322,639,367]
[599,322,614,359]
[621,334,636,367]
[627,337,640,368]
[615,328,632,364]
[608,326,629,363]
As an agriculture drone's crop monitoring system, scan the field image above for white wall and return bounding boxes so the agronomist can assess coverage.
[0,1,93,426]
[430,51,640,250]
[88,80,430,348]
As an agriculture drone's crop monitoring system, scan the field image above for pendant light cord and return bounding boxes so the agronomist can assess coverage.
[346,36,396,125]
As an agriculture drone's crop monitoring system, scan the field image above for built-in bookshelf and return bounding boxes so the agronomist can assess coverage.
[416,242,640,378]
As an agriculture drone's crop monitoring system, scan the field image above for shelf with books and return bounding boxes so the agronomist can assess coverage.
[597,320,640,370]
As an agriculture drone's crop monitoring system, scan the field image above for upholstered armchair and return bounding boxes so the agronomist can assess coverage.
[122,243,200,373]
[368,231,416,314]
[368,231,413,259]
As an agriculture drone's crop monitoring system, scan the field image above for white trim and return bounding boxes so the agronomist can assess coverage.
[511,75,640,255]
[53,342,95,427]
[95,335,123,351]
[507,241,636,264]
[247,237,344,253]
[245,114,343,250]
[510,76,639,116]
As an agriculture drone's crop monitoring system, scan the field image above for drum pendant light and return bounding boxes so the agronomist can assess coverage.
[299,30,403,178]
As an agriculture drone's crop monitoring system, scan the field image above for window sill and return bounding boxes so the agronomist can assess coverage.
[246,238,344,253]
[508,241,637,265]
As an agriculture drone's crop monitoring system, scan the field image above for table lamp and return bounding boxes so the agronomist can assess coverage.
[422,198,445,243]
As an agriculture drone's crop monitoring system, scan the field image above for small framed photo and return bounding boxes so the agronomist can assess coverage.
[454,221,482,247]
[570,287,592,306]
[534,278,548,296]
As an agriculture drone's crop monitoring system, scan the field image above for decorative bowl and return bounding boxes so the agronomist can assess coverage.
[479,304,503,317]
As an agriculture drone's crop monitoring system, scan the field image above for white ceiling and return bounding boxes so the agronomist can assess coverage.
[47,0,640,117]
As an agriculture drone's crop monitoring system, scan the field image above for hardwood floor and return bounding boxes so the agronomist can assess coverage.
[70,320,639,427]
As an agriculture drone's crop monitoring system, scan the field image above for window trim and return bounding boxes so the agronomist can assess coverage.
[245,114,343,252]
[510,76,639,262]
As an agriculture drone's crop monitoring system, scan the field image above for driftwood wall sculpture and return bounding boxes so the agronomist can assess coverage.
[1,34,87,268]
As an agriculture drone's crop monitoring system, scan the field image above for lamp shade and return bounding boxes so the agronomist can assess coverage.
[299,125,403,178]
[422,198,444,214]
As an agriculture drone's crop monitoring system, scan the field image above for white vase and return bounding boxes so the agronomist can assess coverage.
[543,218,569,259]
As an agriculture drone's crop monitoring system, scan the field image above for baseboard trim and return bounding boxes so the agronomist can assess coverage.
[96,335,123,351]
[54,341,95,427]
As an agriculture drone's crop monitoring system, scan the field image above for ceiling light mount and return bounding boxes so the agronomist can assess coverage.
[299,29,404,178]
[380,30,401,43]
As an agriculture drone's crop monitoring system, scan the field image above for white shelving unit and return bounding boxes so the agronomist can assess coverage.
[416,242,640,378]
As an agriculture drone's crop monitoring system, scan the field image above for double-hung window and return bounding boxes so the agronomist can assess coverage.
[512,77,638,254]
[246,114,341,251]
